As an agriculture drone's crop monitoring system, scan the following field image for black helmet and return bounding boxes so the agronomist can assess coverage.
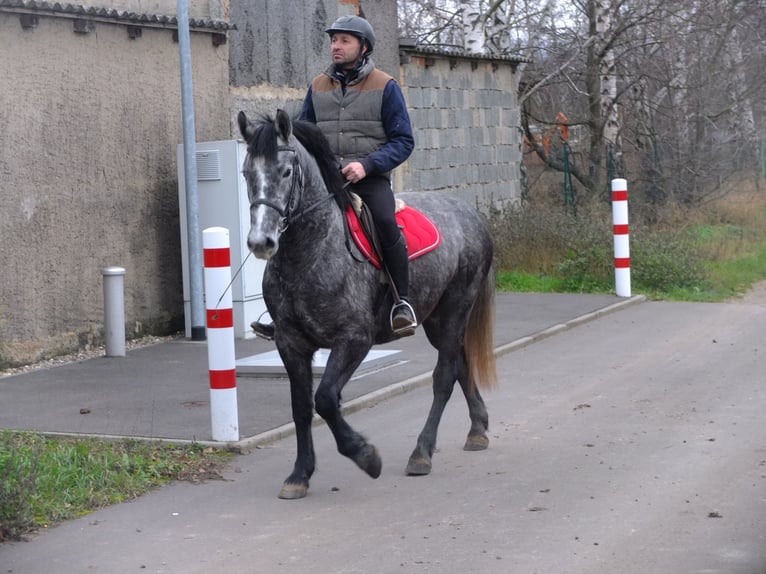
[325,15,375,54]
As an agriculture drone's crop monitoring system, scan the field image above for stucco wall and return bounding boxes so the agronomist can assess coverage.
[1,0,523,367]
[0,10,230,365]
[228,0,400,131]
[229,0,399,90]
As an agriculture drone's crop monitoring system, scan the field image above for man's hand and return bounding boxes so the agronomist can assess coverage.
[342,162,367,183]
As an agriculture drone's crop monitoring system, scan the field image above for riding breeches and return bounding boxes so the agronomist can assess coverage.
[350,175,401,249]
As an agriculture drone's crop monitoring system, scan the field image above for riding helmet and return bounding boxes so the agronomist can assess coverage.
[325,15,376,54]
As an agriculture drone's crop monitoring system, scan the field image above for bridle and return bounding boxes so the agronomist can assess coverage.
[244,145,335,234]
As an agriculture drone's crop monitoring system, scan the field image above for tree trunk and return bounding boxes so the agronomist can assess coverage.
[598,1,621,186]
[585,0,606,196]
[462,0,486,54]
[725,25,758,172]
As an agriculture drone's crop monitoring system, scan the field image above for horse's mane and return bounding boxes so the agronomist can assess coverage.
[246,114,350,211]
[291,120,350,209]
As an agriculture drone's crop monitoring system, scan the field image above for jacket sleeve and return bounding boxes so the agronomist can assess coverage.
[299,85,316,123]
[360,80,415,177]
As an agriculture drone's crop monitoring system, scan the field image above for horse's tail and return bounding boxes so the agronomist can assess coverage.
[465,266,498,392]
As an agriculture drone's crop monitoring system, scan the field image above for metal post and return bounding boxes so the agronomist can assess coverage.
[102,266,126,357]
[177,0,206,341]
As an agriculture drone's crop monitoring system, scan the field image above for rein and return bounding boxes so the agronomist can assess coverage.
[245,142,362,262]
[246,145,336,233]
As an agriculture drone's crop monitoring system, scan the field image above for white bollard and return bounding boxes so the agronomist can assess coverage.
[203,227,240,442]
[611,179,631,297]
[102,266,126,357]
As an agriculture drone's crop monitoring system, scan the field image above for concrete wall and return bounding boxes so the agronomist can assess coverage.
[229,0,400,128]
[1,0,522,367]
[397,49,523,207]
[228,0,522,207]
[0,6,230,366]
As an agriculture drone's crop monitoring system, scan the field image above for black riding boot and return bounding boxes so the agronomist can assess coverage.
[251,320,275,340]
[381,235,417,336]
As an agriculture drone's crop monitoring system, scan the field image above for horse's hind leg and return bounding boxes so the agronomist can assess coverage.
[406,349,458,476]
[456,348,490,451]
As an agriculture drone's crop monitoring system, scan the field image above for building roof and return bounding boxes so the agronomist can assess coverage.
[399,39,530,65]
[0,0,233,32]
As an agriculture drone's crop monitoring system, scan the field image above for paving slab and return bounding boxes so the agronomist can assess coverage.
[0,293,640,444]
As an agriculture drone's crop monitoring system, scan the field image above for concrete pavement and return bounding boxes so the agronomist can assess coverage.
[3,293,766,573]
[0,292,640,448]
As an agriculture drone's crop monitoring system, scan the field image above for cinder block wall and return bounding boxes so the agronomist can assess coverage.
[397,49,523,207]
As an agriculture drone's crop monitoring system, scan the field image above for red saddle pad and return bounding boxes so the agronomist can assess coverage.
[345,204,442,269]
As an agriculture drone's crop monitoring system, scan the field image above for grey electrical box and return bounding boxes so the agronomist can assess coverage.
[177,140,267,339]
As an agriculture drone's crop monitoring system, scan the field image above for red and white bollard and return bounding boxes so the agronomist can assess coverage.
[203,227,239,442]
[611,178,631,297]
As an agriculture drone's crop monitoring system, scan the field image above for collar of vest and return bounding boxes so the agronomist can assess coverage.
[326,57,375,87]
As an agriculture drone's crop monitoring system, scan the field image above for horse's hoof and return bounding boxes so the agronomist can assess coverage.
[463,434,489,451]
[406,456,432,476]
[278,482,309,499]
[354,444,382,479]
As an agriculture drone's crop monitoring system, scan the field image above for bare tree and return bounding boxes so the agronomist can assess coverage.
[399,0,766,204]
[399,0,525,54]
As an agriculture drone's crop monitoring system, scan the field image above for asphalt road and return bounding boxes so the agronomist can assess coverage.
[2,295,766,574]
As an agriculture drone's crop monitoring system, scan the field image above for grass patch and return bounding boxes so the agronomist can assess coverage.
[496,271,566,292]
[490,182,766,301]
[0,431,232,541]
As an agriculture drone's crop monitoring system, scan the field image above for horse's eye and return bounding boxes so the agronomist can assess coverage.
[282,167,292,178]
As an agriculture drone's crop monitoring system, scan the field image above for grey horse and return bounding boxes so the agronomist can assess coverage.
[238,109,498,499]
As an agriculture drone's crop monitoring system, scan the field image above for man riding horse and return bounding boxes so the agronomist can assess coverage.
[253,15,417,338]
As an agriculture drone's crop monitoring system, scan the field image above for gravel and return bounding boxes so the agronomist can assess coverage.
[0,334,178,379]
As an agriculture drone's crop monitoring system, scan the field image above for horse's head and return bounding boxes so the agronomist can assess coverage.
[238,109,350,260]
[237,109,303,260]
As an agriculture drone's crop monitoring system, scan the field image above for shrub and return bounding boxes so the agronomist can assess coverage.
[488,201,614,291]
[488,200,712,295]
[631,227,708,292]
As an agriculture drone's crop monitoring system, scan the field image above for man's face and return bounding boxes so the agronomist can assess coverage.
[331,33,364,68]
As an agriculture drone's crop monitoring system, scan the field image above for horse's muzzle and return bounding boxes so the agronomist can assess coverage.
[247,233,278,260]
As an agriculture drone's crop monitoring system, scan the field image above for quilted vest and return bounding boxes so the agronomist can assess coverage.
[311,63,393,174]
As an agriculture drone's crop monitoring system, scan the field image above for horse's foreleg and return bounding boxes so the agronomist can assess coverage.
[406,350,457,476]
[456,348,490,451]
[279,352,315,500]
[314,343,381,479]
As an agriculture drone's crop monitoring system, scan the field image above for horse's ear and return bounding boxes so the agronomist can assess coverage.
[237,111,255,141]
[275,108,293,142]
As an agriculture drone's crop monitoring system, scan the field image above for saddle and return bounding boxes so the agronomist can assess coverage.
[251,193,440,342]
[344,194,442,269]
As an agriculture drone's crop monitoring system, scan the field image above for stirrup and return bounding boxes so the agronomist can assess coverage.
[250,320,275,341]
[390,300,417,337]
